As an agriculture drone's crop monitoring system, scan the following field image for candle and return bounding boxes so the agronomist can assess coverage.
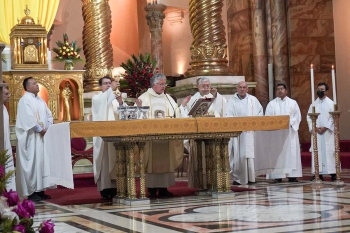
[332,65,337,105]
[310,64,315,107]
[268,64,273,101]
[147,0,151,4]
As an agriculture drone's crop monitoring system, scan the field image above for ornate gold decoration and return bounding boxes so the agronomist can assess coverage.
[10,6,48,70]
[330,105,345,186]
[308,107,322,185]
[195,139,204,189]
[81,0,113,92]
[185,0,232,77]
[145,4,166,73]
[70,116,289,138]
[61,81,73,121]
[3,71,84,123]
[221,138,231,192]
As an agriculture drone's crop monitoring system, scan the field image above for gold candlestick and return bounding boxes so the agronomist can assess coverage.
[308,106,322,186]
[329,104,345,186]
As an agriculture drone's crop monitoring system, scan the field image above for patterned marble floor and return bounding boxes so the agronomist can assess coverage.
[33,169,350,233]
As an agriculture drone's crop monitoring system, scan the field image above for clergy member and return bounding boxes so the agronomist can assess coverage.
[265,83,302,182]
[16,77,54,201]
[307,82,336,181]
[3,87,15,191]
[92,76,125,199]
[226,81,263,185]
[136,73,183,198]
[180,77,227,188]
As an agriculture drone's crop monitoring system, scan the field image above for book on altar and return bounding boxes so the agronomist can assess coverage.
[188,97,215,117]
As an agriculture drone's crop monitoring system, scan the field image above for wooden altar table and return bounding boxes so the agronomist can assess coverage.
[70,116,289,204]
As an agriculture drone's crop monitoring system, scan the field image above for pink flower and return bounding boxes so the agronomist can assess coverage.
[39,219,55,233]
[3,189,20,207]
[14,203,30,218]
[13,224,26,233]
[22,199,35,217]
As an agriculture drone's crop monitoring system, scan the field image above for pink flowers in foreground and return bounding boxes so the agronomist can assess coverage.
[39,219,55,233]
[3,189,20,206]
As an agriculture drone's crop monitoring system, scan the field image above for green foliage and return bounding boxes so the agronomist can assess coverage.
[52,33,83,63]
[0,149,15,195]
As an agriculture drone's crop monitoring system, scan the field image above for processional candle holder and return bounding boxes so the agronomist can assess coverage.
[308,106,322,187]
[138,106,150,119]
[329,104,345,186]
[117,106,127,120]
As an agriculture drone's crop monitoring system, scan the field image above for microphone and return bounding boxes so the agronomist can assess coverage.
[164,90,176,118]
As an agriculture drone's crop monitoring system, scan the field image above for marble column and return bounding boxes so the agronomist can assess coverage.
[185,0,232,77]
[250,0,269,108]
[81,0,114,92]
[145,4,166,74]
[270,0,290,87]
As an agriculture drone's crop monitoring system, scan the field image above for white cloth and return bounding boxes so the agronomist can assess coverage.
[307,97,335,174]
[137,88,183,188]
[3,106,15,191]
[44,122,73,189]
[265,97,302,178]
[180,92,227,188]
[226,93,263,184]
[92,87,125,191]
[15,92,55,197]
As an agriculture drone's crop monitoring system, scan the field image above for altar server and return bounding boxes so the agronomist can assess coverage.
[265,83,302,182]
[226,81,263,185]
[16,77,54,201]
[92,76,125,199]
[307,82,336,181]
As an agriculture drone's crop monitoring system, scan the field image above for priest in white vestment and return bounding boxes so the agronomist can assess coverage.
[226,81,263,185]
[136,74,183,197]
[92,76,125,199]
[307,82,336,181]
[265,83,302,182]
[3,88,15,191]
[16,77,55,201]
[180,77,227,188]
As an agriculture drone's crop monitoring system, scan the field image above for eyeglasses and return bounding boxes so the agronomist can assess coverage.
[3,93,10,96]
[102,82,111,85]
[156,83,166,87]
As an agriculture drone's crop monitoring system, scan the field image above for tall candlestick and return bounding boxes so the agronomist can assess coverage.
[310,64,315,107]
[268,64,273,101]
[332,65,337,105]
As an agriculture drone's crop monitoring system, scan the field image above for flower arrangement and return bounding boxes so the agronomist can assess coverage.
[0,150,54,233]
[120,53,158,98]
[52,33,83,63]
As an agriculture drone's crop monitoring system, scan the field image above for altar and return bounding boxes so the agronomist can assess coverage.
[70,115,289,205]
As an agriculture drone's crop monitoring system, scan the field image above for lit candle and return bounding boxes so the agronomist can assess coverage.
[332,65,337,105]
[310,64,315,107]
[147,0,151,4]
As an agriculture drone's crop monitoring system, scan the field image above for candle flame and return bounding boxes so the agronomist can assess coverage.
[311,64,313,69]
[332,65,334,69]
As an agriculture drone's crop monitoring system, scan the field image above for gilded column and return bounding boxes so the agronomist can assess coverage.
[81,0,114,92]
[270,0,290,86]
[145,4,166,74]
[185,0,232,77]
[251,0,269,108]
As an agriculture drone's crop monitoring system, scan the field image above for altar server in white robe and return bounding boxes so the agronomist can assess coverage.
[180,77,227,188]
[3,88,16,191]
[226,81,263,185]
[136,74,183,197]
[265,83,302,182]
[92,76,125,199]
[16,77,54,201]
[307,82,336,181]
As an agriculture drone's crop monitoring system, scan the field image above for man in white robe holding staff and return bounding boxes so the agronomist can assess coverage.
[15,77,54,201]
[307,82,336,181]
[265,83,302,183]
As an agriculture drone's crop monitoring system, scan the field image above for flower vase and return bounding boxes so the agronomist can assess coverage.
[64,60,74,70]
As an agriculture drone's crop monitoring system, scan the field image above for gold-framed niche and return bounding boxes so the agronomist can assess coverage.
[10,6,48,70]
[3,71,84,124]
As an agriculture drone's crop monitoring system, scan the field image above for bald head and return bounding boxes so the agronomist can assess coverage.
[236,81,248,98]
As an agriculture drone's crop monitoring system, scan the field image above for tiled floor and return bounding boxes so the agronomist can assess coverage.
[33,169,350,232]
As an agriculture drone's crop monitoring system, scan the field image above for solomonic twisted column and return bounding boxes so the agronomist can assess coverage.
[185,0,232,77]
[145,4,166,74]
[81,0,114,92]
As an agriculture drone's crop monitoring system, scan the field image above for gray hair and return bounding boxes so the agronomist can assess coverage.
[196,77,210,86]
[150,73,166,86]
